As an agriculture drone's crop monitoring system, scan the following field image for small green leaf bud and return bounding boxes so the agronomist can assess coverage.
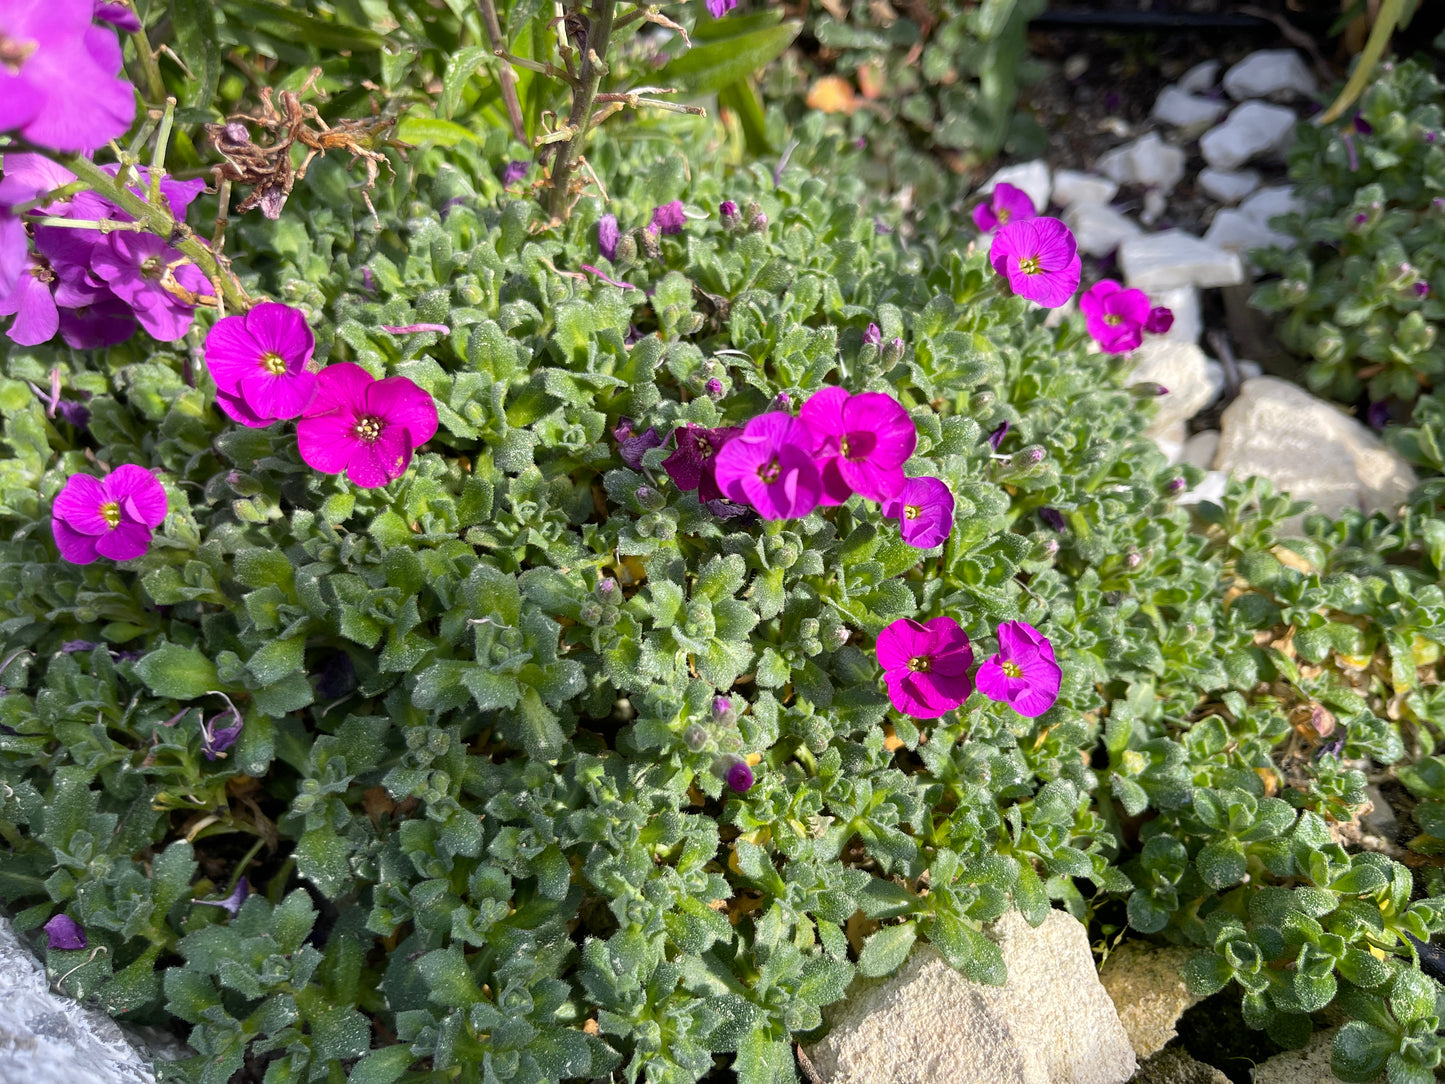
[579,600,605,626]
[971,390,996,411]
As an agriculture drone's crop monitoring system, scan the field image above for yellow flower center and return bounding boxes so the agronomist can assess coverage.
[260,351,288,375]
[997,208,1010,225]
[758,456,781,484]
[0,34,37,74]
[99,500,121,529]
[354,415,384,443]
[1103,314,1122,327]
[1017,255,1041,276]
[904,504,920,520]
[908,655,930,673]
[1001,660,1023,678]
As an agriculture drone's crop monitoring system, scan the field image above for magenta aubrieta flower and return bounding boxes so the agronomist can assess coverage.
[296,363,438,488]
[614,416,664,469]
[707,0,739,18]
[974,620,1062,718]
[875,616,975,719]
[200,693,244,760]
[89,231,213,342]
[51,464,167,564]
[1144,306,1174,334]
[714,412,822,520]
[649,200,687,236]
[43,914,86,951]
[989,217,1081,308]
[663,424,742,503]
[883,476,955,549]
[972,181,1037,233]
[799,387,915,503]
[598,214,620,261]
[203,302,317,427]
[1080,280,1151,354]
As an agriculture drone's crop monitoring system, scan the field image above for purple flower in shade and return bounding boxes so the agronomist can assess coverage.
[720,200,738,220]
[58,296,134,349]
[714,412,823,520]
[93,2,141,32]
[51,465,167,564]
[501,160,529,185]
[297,363,438,488]
[972,181,1037,233]
[987,420,1010,451]
[0,0,135,153]
[61,639,97,654]
[663,424,742,502]
[1144,306,1174,335]
[707,0,739,17]
[989,218,1081,308]
[649,200,686,235]
[203,302,317,427]
[43,914,86,951]
[724,758,754,792]
[974,620,1062,718]
[194,877,250,917]
[1352,112,1373,135]
[1039,507,1065,532]
[89,232,212,341]
[875,616,975,719]
[1079,280,1151,354]
[798,387,916,503]
[1366,400,1391,430]
[614,416,664,469]
[55,399,90,428]
[1415,281,1431,299]
[863,323,882,347]
[200,699,243,760]
[883,476,955,549]
[598,214,620,261]
[0,254,59,345]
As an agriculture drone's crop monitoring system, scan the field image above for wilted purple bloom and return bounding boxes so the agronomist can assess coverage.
[989,218,1081,308]
[707,0,738,16]
[93,2,141,31]
[883,476,955,549]
[863,323,881,347]
[972,181,1037,233]
[194,877,249,917]
[381,323,450,335]
[987,420,1010,451]
[664,424,742,502]
[1039,507,1066,532]
[702,497,754,520]
[60,640,97,653]
[43,914,86,950]
[501,160,529,185]
[974,620,1062,718]
[598,214,620,261]
[614,417,664,469]
[579,264,636,290]
[714,413,822,519]
[649,200,686,236]
[201,700,243,760]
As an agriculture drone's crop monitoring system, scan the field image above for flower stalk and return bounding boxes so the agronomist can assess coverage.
[545,0,617,220]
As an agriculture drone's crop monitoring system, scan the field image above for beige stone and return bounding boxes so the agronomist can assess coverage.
[1128,340,1224,439]
[1131,1048,1231,1084]
[1252,1027,1338,1084]
[1099,942,1203,1058]
[806,910,1136,1084]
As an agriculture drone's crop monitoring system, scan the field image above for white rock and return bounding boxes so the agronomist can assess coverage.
[1150,285,1201,344]
[1239,360,1262,380]
[1183,430,1221,471]
[1154,420,1188,465]
[1179,470,1228,506]
[1097,133,1186,193]
[1065,202,1143,257]
[1178,59,1221,95]
[806,910,1136,1084]
[1215,376,1418,530]
[1198,167,1261,204]
[1238,184,1302,227]
[1130,339,1225,436]
[1119,230,1245,290]
[1200,101,1298,170]
[1099,944,1205,1059]
[1051,169,1119,209]
[981,160,1052,219]
[1223,49,1319,101]
[1203,208,1295,256]
[1152,86,1228,129]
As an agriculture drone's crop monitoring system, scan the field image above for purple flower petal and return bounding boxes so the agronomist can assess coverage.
[875,615,974,719]
[597,214,620,261]
[43,914,86,951]
[713,413,821,519]
[975,620,1061,718]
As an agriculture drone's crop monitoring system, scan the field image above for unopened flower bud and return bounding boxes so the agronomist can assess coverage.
[750,212,768,233]
[1129,382,1169,398]
[1125,551,1142,569]
[882,337,905,366]
[775,391,791,408]
[705,377,724,397]
[712,696,736,725]
[1167,476,1186,493]
[684,724,709,751]
[595,577,621,603]
[863,323,882,347]
[616,233,638,263]
[720,200,738,220]
[715,755,754,793]
[635,485,665,511]
[579,600,605,626]
[971,390,996,411]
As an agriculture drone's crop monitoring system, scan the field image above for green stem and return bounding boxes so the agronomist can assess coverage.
[150,98,177,207]
[23,215,149,232]
[545,0,617,220]
[56,152,251,314]
[129,29,166,106]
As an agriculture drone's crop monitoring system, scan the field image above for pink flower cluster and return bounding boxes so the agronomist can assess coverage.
[876,617,1061,720]
[1080,280,1174,354]
[0,155,211,347]
[659,386,954,549]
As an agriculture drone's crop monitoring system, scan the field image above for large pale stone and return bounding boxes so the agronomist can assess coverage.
[806,910,1136,1084]
[1119,230,1245,290]
[1152,86,1228,129]
[1129,339,1224,436]
[1182,430,1221,471]
[1238,185,1302,228]
[982,160,1052,218]
[1223,49,1319,101]
[1097,133,1186,193]
[1203,208,1294,256]
[1216,377,1418,527]
[1178,59,1221,95]
[1252,1027,1338,1084]
[1098,943,1204,1059]
[1051,169,1118,209]
[1200,102,1297,171]
[1064,202,1142,257]
[0,916,156,1084]
[1198,167,1261,205]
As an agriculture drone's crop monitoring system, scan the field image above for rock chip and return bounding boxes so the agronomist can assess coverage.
[0,916,156,1084]
[1064,202,1142,257]
[1203,208,1295,257]
[1152,86,1229,129]
[1197,167,1261,204]
[1215,376,1418,528]
[1199,102,1298,171]
[1178,59,1221,95]
[1252,1027,1337,1084]
[1179,470,1228,507]
[982,160,1052,219]
[1223,49,1319,101]
[1130,339,1224,437]
[1098,943,1204,1059]
[1051,169,1119,209]
[1131,1048,1231,1084]
[1182,430,1221,471]
[1097,133,1186,194]
[1119,230,1245,290]
[1238,185,1302,228]
[806,910,1136,1084]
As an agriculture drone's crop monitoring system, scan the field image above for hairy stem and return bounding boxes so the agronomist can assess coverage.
[476,0,529,144]
[545,0,617,220]
[129,29,166,105]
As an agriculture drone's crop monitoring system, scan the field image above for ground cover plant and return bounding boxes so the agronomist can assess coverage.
[2,3,1445,1083]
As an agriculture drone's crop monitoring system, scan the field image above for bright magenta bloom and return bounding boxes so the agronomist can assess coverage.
[883,476,955,549]
[876,616,975,719]
[713,412,821,520]
[799,387,915,503]
[1144,306,1174,334]
[989,217,1081,308]
[972,181,1037,232]
[51,465,167,564]
[1080,280,1151,354]
[974,620,1062,718]
[296,363,438,488]
[203,302,317,427]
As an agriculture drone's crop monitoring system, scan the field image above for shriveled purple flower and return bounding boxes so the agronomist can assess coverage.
[714,412,822,520]
[381,323,449,335]
[974,620,1062,718]
[707,0,739,18]
[501,160,529,185]
[972,181,1037,233]
[720,200,738,220]
[1039,507,1065,532]
[297,363,438,488]
[51,465,166,564]
[614,417,664,469]
[1080,280,1151,354]
[799,386,916,503]
[875,616,974,719]
[883,476,955,549]
[43,914,86,950]
[200,694,243,760]
[663,424,742,502]
[598,214,620,261]
[987,420,1010,451]
[863,323,881,347]
[989,217,1081,308]
[60,640,97,654]
[203,302,317,427]
[1144,306,1174,334]
[90,232,212,341]
[579,264,636,290]
[194,877,249,917]
[649,200,687,236]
